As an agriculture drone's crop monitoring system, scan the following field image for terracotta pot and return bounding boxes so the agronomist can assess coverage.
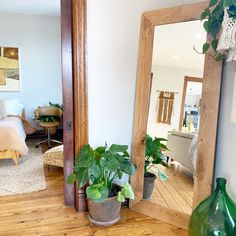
[143,172,157,199]
[87,196,121,226]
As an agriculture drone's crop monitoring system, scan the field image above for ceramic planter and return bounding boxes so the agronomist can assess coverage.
[143,172,157,199]
[87,196,121,226]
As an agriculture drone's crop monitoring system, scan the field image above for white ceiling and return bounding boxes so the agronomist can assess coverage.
[0,0,60,16]
[152,20,206,71]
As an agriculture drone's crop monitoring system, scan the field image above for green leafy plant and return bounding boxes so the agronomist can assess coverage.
[200,0,236,61]
[49,102,63,110]
[67,144,136,203]
[34,102,62,123]
[145,135,169,181]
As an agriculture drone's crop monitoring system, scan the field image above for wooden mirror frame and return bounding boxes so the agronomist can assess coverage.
[130,1,223,229]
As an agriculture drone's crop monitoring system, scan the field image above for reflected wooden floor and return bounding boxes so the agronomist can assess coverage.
[150,162,194,215]
[0,148,188,235]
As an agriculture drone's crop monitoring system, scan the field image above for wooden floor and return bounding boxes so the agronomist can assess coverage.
[0,145,188,235]
[150,162,194,215]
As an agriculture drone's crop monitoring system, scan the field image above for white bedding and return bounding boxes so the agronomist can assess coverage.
[0,117,28,156]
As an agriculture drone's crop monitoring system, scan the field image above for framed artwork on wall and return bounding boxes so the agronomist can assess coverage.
[0,47,20,91]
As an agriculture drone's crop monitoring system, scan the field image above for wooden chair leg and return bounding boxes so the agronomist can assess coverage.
[12,157,19,165]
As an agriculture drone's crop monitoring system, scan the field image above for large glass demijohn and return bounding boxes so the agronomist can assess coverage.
[189,178,236,236]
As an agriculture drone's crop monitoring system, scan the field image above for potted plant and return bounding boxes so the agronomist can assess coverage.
[67,143,136,226]
[143,134,169,199]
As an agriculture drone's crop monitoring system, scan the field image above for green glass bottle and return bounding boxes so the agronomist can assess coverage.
[189,178,236,236]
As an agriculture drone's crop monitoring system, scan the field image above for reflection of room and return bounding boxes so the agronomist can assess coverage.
[145,20,206,214]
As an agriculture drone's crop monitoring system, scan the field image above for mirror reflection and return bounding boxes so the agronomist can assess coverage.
[144,20,206,215]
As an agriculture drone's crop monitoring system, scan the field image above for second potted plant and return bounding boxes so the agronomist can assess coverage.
[67,143,136,226]
[143,134,169,199]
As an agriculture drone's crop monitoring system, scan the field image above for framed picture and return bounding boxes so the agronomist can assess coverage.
[0,47,20,91]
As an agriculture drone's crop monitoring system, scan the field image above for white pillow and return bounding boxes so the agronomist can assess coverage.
[0,99,24,117]
[0,100,7,119]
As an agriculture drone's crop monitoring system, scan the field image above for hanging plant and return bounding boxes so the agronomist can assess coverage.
[200,0,236,61]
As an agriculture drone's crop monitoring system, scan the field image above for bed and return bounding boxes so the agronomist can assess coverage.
[0,116,29,165]
[0,99,36,165]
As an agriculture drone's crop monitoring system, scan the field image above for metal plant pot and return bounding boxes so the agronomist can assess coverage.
[143,172,157,199]
[87,196,121,226]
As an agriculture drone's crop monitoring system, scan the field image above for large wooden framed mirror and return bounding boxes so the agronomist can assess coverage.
[130,1,223,229]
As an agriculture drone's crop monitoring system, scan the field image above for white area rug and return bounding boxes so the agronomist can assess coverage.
[0,146,47,196]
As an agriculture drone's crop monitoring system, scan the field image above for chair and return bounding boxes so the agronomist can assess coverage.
[34,106,63,148]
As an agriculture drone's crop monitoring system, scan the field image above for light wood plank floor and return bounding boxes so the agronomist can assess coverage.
[0,147,188,235]
[150,162,194,215]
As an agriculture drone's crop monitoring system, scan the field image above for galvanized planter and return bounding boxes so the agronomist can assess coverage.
[143,172,157,199]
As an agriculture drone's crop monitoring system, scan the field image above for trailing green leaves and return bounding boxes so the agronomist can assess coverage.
[199,0,236,60]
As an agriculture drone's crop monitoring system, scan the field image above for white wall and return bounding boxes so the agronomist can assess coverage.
[87,0,202,147]
[0,13,61,120]
[147,65,203,139]
[87,0,236,197]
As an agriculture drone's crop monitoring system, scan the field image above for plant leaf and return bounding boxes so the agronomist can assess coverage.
[201,11,207,21]
[100,157,108,168]
[203,43,210,53]
[160,143,169,151]
[90,161,101,179]
[117,191,125,202]
[203,20,210,33]
[211,38,218,51]
[120,160,136,175]
[77,168,88,188]
[95,146,106,154]
[109,144,128,153]
[92,186,109,203]
[66,173,76,184]
[224,0,233,8]
[86,185,101,200]
[209,0,218,7]
[121,182,135,199]
[118,171,123,179]
[215,53,224,61]
[107,156,120,171]
[158,168,169,181]
[78,153,94,168]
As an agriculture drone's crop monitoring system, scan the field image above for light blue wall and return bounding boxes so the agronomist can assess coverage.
[215,62,236,199]
[0,13,62,121]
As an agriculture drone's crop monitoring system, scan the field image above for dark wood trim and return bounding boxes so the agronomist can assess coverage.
[72,0,88,212]
[61,0,75,207]
[179,76,203,131]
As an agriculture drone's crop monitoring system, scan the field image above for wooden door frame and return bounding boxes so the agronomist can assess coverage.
[179,76,203,131]
[61,0,88,210]
[130,1,223,229]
